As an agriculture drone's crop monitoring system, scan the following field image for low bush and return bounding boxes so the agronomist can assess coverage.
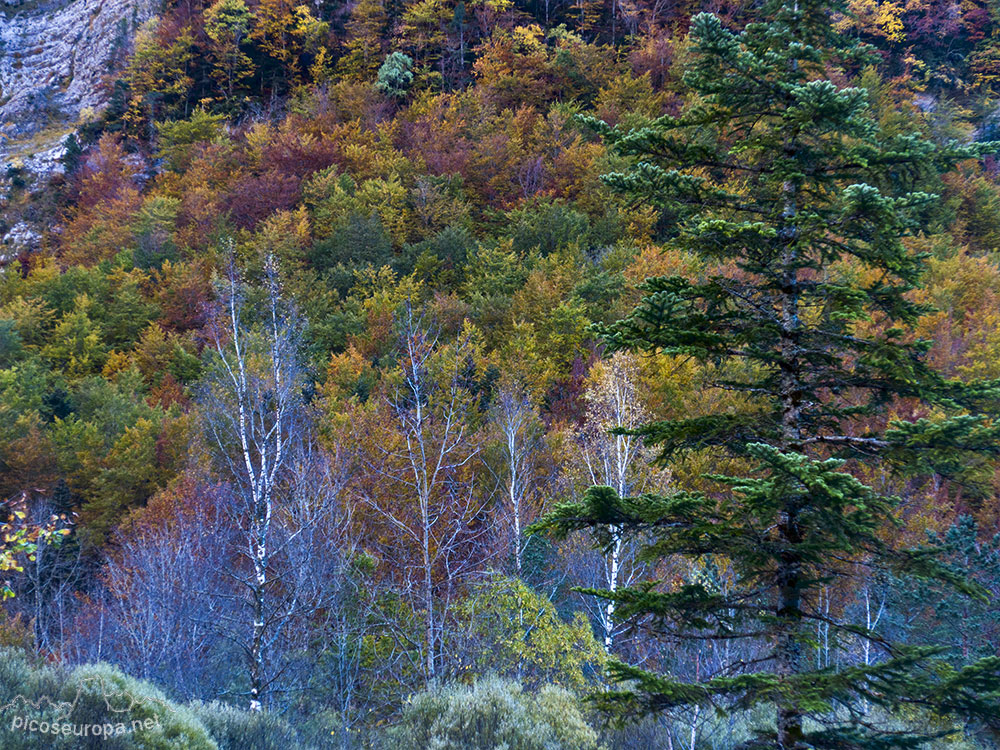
[187,700,305,750]
[0,648,215,749]
[386,676,598,750]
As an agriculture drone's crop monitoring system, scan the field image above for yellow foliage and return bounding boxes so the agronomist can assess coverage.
[836,0,906,42]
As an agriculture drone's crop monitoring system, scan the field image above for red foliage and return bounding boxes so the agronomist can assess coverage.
[225,170,302,228]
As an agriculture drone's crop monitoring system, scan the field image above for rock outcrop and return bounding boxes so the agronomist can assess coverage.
[0,0,154,166]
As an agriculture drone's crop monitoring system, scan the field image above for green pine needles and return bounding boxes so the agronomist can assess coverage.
[532,1,1000,747]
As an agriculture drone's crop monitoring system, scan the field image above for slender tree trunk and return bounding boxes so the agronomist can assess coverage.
[249,569,266,710]
[248,481,270,711]
[511,472,522,575]
[605,529,622,650]
[422,500,436,681]
[776,175,805,749]
[506,418,523,575]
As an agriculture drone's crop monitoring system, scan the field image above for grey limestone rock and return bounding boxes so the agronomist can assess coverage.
[0,0,154,163]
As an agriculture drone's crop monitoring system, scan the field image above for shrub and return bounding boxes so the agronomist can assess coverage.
[0,648,215,750]
[187,700,305,750]
[310,213,393,271]
[386,676,598,750]
[0,319,25,369]
[504,201,592,256]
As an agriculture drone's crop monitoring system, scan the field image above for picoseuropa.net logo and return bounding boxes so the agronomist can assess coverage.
[1,675,175,741]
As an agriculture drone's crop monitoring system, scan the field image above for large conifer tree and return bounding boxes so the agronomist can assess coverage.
[534,1,1000,747]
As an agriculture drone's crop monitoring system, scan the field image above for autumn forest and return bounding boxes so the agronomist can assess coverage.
[1,0,1000,746]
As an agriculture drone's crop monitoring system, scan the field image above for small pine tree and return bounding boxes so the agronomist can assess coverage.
[60,133,83,175]
[376,51,414,98]
[532,1,1000,747]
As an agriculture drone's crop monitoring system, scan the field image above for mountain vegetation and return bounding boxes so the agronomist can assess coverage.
[2,0,1000,746]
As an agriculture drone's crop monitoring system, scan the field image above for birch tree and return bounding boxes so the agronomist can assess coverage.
[358,305,487,682]
[488,376,544,575]
[575,351,667,651]
[201,255,348,710]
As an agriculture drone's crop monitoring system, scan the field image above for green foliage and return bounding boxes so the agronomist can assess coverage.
[41,296,107,377]
[453,576,605,690]
[186,701,303,750]
[156,109,227,172]
[534,0,1000,746]
[891,516,1000,663]
[402,225,475,287]
[133,196,181,270]
[463,242,529,300]
[203,0,254,101]
[61,134,83,175]
[310,213,394,291]
[387,677,599,750]
[376,52,414,98]
[0,320,25,369]
[504,201,594,257]
[0,649,216,750]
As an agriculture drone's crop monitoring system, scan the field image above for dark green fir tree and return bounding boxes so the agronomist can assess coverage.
[532,1,1000,747]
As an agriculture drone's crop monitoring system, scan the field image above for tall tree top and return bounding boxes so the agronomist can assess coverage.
[581,0,1000,474]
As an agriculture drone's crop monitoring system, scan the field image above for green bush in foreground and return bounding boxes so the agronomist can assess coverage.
[188,699,306,750]
[0,648,215,750]
[387,676,599,750]
[0,648,310,750]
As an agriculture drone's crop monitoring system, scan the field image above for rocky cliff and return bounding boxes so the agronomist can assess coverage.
[1,0,154,257]
[0,0,153,172]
